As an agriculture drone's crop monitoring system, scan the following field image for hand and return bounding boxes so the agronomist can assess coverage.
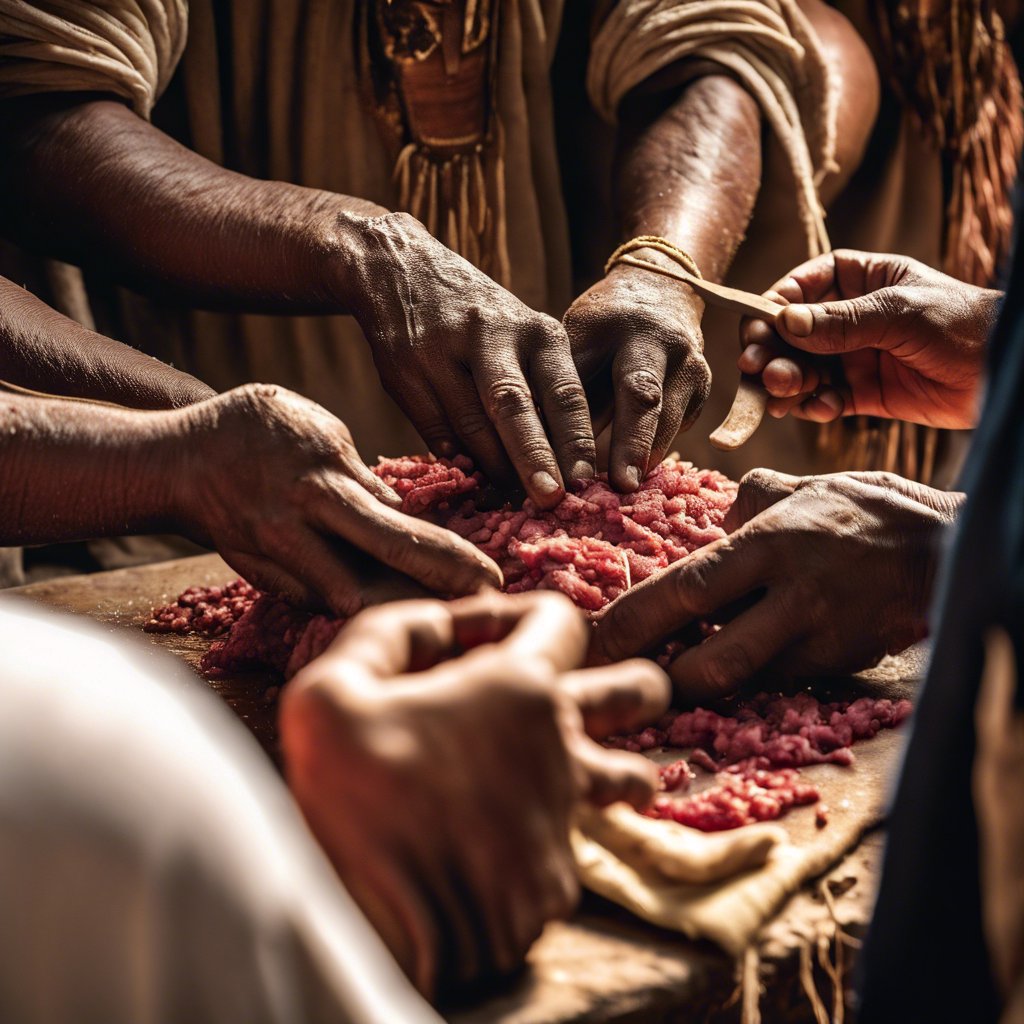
[593,468,963,699]
[563,262,711,492]
[174,384,501,615]
[340,212,596,507]
[738,249,1001,429]
[280,591,670,996]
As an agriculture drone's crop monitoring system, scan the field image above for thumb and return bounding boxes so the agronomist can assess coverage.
[776,289,904,355]
[724,467,802,531]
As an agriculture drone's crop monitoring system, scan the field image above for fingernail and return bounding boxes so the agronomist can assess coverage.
[531,470,561,497]
[817,391,844,416]
[782,305,813,337]
[570,460,595,484]
[624,466,641,491]
[435,440,456,459]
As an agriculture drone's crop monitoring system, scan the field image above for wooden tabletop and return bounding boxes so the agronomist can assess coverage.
[10,553,919,1024]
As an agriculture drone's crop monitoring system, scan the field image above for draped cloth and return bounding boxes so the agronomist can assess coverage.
[587,0,838,258]
[0,0,186,116]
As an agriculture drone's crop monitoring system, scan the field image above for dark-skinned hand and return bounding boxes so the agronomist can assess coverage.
[738,249,1001,428]
[593,468,963,700]
[280,591,669,997]
[343,212,597,507]
[175,383,501,615]
[563,261,711,492]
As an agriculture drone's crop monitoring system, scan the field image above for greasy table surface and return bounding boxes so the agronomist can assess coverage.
[10,553,923,1024]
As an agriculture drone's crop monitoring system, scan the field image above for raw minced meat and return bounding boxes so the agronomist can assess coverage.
[146,455,737,679]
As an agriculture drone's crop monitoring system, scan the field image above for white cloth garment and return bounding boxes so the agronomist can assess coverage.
[0,596,441,1024]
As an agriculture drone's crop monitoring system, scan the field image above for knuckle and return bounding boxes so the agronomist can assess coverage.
[486,378,535,420]
[546,377,588,414]
[450,406,494,439]
[620,369,663,410]
[699,642,755,693]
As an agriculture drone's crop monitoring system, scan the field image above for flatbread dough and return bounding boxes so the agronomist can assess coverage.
[573,729,906,956]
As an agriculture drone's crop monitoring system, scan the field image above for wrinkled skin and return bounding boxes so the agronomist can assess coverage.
[593,468,964,700]
[564,262,711,492]
[176,383,502,615]
[341,212,596,507]
[280,591,669,997]
[738,249,1002,428]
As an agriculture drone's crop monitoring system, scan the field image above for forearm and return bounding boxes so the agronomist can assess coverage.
[0,277,213,409]
[0,96,385,315]
[613,73,763,284]
[0,393,188,545]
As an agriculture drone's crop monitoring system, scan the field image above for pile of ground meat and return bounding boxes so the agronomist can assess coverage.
[146,455,736,677]
[605,692,913,832]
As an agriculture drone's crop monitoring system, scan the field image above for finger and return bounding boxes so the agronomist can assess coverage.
[218,549,320,608]
[560,659,671,739]
[790,389,846,422]
[313,480,503,595]
[762,355,812,398]
[776,288,906,355]
[649,359,691,464]
[573,739,661,809]
[387,375,462,462]
[315,599,457,679]
[737,340,776,375]
[766,393,812,419]
[724,467,803,531]
[592,533,771,663]
[766,252,843,304]
[609,342,668,492]
[675,352,713,435]
[475,360,566,509]
[666,588,804,700]
[344,456,404,510]
[529,333,597,486]
[450,590,589,672]
[437,366,516,487]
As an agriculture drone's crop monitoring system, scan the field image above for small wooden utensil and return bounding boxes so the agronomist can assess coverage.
[614,255,786,451]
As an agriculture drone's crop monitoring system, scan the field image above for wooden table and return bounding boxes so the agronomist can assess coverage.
[10,553,918,1024]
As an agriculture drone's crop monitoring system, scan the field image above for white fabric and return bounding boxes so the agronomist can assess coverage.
[587,0,838,256]
[0,1,186,117]
[0,596,441,1024]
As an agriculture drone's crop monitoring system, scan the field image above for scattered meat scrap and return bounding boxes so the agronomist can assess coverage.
[649,762,821,832]
[611,692,912,832]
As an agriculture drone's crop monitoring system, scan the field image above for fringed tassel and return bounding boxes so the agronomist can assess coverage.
[943,55,1024,286]
[740,945,762,1024]
[392,125,511,289]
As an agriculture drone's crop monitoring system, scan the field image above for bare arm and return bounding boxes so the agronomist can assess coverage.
[564,0,878,491]
[0,95,595,506]
[0,276,214,408]
[0,96,378,313]
[0,392,183,545]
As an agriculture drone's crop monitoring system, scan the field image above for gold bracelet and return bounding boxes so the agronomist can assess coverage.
[604,235,703,281]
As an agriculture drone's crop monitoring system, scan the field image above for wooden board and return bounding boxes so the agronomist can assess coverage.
[9,555,925,1023]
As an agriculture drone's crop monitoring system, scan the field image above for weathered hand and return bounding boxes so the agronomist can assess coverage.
[280,591,669,996]
[340,212,595,507]
[175,384,501,614]
[593,468,963,699]
[563,264,711,492]
[738,249,1001,428]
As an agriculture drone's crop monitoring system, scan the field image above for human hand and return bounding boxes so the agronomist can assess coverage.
[340,212,596,507]
[738,249,1001,429]
[563,262,711,492]
[280,591,669,996]
[174,384,501,615]
[593,468,963,699]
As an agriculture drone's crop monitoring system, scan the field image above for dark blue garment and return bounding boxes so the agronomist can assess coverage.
[858,242,1024,1021]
